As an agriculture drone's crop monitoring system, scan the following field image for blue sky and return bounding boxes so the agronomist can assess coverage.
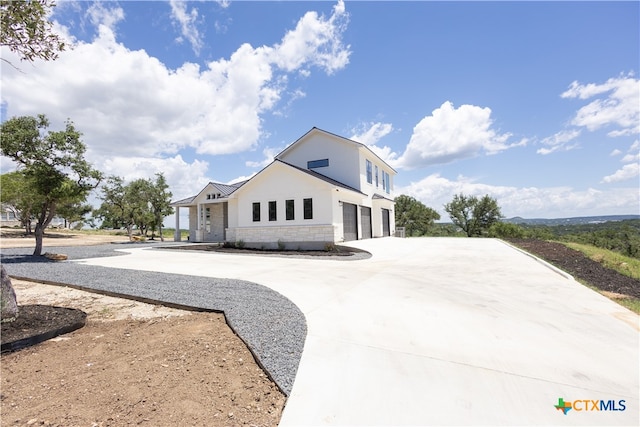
[1,0,638,220]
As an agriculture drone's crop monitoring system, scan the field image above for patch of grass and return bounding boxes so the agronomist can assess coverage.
[616,297,640,314]
[561,242,640,280]
[575,279,640,314]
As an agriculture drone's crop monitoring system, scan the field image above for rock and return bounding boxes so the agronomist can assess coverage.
[1,265,18,323]
[44,253,68,261]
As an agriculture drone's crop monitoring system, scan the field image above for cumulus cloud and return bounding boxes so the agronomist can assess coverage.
[169,0,204,55]
[1,1,351,199]
[101,155,211,201]
[272,0,350,75]
[397,174,639,219]
[396,101,525,169]
[561,74,640,137]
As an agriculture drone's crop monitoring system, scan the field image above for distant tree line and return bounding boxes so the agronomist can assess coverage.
[1,114,174,255]
[394,193,639,259]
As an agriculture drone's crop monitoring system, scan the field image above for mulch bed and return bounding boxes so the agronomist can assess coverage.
[507,239,640,299]
[164,244,362,257]
[1,305,87,353]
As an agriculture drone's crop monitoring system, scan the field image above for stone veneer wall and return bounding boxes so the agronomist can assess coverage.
[226,224,337,249]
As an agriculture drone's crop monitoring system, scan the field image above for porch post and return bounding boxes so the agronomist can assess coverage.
[174,207,181,241]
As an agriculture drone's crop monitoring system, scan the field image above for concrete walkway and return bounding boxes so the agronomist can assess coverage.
[75,237,639,426]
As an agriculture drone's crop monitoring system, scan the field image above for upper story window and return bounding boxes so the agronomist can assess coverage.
[307,159,329,169]
[252,202,261,222]
[382,171,391,194]
[269,201,277,221]
[375,165,379,187]
[366,160,372,184]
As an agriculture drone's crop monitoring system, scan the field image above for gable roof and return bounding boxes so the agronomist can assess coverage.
[276,127,397,174]
[171,180,246,206]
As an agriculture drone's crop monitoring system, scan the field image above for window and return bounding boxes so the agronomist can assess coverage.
[252,202,261,222]
[366,160,372,184]
[286,199,295,220]
[269,201,277,221]
[303,198,313,220]
[375,165,379,187]
[307,158,329,169]
[383,172,391,194]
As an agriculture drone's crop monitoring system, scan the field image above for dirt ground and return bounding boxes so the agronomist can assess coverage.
[0,230,286,427]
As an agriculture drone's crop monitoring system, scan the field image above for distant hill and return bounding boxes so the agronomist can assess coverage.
[503,215,640,226]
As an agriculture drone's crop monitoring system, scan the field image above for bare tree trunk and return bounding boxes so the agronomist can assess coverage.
[33,222,45,256]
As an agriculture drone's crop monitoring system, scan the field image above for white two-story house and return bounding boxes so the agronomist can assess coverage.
[171,127,396,249]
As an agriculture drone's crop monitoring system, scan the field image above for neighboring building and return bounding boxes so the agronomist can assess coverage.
[171,127,396,249]
[0,205,21,227]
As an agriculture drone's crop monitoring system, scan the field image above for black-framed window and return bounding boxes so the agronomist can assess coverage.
[286,199,295,220]
[375,165,379,187]
[303,198,313,220]
[252,202,261,222]
[366,159,372,184]
[269,201,277,221]
[307,158,329,169]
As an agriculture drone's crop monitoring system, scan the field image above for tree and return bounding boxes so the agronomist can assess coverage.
[394,194,441,236]
[0,115,102,255]
[0,171,41,234]
[147,173,173,241]
[0,0,65,66]
[95,174,173,241]
[444,193,503,237]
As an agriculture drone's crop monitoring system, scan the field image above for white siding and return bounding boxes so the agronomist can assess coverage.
[277,132,361,190]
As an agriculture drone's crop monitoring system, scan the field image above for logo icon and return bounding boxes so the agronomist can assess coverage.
[555,398,572,415]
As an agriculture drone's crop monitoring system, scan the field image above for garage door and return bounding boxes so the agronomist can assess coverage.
[382,208,390,237]
[342,202,358,241]
[361,206,372,239]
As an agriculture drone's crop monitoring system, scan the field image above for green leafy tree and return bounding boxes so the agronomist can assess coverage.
[95,174,173,241]
[444,193,503,237]
[147,173,173,241]
[0,171,41,234]
[394,194,440,236]
[0,115,102,255]
[56,200,93,229]
[0,0,65,67]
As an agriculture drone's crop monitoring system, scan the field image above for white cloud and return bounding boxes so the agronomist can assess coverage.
[86,2,124,34]
[100,155,210,201]
[537,129,581,155]
[1,1,351,171]
[272,0,350,75]
[601,163,639,184]
[169,0,204,55]
[349,122,398,165]
[398,174,639,219]
[245,146,284,168]
[610,149,623,156]
[601,139,640,184]
[561,74,640,136]
[396,101,525,169]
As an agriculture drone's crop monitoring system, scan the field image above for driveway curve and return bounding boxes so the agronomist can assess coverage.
[4,237,638,425]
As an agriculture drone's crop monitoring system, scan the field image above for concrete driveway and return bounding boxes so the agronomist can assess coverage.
[76,237,639,426]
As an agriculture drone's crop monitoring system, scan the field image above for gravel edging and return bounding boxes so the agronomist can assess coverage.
[1,244,306,396]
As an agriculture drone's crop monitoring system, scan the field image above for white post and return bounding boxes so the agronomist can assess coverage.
[174,207,181,241]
